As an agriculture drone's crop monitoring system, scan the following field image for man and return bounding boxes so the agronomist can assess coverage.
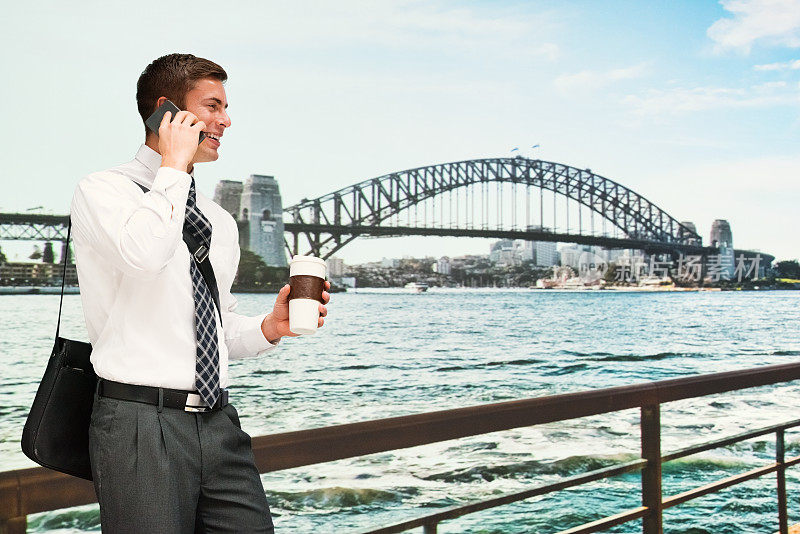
[70,53,329,533]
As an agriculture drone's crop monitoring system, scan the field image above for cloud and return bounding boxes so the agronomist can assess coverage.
[553,63,648,91]
[754,58,800,69]
[708,0,800,53]
[625,81,800,115]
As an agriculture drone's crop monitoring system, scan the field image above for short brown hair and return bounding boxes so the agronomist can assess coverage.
[136,53,227,127]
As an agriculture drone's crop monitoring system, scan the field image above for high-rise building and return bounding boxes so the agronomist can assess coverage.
[518,226,559,267]
[327,257,345,278]
[559,244,592,269]
[213,175,288,267]
[489,240,517,265]
[435,256,452,275]
[533,241,558,267]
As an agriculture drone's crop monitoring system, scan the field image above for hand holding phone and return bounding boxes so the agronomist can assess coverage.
[146,100,206,144]
[145,100,206,172]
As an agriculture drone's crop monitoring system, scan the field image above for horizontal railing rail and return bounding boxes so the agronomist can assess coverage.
[355,419,800,534]
[2,360,800,534]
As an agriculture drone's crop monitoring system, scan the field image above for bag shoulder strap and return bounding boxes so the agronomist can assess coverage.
[55,220,72,340]
[131,181,221,315]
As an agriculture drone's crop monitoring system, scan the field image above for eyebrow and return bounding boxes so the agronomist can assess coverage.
[204,97,228,109]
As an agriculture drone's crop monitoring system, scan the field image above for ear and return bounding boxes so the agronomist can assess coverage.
[155,96,168,109]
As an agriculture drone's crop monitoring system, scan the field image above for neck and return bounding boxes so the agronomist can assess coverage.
[144,134,159,154]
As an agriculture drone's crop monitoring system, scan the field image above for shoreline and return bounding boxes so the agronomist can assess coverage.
[0,285,791,295]
[0,286,80,295]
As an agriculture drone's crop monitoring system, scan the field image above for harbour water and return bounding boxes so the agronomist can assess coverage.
[1,289,799,533]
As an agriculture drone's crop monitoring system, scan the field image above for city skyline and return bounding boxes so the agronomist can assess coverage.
[1,1,798,263]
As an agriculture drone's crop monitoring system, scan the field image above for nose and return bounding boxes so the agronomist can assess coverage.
[220,110,231,129]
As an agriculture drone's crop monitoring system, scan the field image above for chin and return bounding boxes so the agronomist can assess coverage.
[197,148,219,163]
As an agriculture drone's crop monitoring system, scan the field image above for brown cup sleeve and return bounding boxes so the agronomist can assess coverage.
[289,275,325,303]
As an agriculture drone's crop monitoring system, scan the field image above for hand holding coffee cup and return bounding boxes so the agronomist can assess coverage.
[288,255,327,335]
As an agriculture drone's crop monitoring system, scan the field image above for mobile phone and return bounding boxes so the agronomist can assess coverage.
[145,100,206,144]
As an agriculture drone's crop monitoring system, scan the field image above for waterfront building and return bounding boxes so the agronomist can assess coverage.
[559,244,593,269]
[381,257,400,268]
[434,256,451,275]
[489,240,518,266]
[0,262,77,285]
[515,240,534,262]
[533,241,558,267]
[511,226,560,267]
[327,257,345,278]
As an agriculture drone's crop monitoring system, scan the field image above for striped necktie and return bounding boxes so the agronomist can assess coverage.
[185,179,220,407]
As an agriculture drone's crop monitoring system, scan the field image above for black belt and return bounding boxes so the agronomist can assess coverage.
[97,379,229,413]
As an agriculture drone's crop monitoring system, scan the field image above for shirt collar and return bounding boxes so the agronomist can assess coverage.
[133,144,193,187]
[134,144,162,179]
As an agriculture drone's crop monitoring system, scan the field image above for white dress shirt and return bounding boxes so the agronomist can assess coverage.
[71,145,276,391]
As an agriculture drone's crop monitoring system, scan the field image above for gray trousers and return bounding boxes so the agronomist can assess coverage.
[89,394,274,533]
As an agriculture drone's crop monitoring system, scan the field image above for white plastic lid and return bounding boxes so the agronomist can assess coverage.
[290,255,327,278]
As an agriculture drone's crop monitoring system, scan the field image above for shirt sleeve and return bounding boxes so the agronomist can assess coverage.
[71,168,191,279]
[218,224,278,360]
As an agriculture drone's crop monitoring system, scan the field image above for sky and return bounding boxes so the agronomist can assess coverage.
[1,0,798,264]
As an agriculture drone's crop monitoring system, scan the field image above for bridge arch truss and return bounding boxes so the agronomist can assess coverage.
[285,157,702,260]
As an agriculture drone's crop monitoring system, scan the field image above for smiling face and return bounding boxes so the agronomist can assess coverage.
[182,78,231,165]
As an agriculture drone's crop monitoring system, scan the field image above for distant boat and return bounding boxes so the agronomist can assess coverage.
[404,282,429,293]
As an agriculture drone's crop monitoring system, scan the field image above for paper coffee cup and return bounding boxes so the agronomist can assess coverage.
[288,255,327,335]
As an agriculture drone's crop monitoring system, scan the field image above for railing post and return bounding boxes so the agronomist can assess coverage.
[0,517,27,534]
[641,404,663,534]
[423,523,437,534]
[777,429,788,534]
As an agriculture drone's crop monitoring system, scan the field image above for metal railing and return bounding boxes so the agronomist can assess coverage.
[2,360,800,534]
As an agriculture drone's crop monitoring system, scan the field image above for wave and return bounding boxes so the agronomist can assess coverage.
[486,359,545,367]
[560,350,615,358]
[437,365,467,372]
[709,401,734,409]
[559,350,704,362]
[444,441,499,453]
[422,454,638,483]
[543,363,590,375]
[590,352,690,362]
[268,486,412,510]
[422,453,754,484]
[252,369,290,375]
[28,506,99,531]
[436,358,544,372]
[662,456,749,474]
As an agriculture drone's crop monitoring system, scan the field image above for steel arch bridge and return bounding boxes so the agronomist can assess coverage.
[284,157,704,259]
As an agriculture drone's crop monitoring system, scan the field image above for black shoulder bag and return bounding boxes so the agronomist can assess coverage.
[21,219,96,479]
[22,187,221,480]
